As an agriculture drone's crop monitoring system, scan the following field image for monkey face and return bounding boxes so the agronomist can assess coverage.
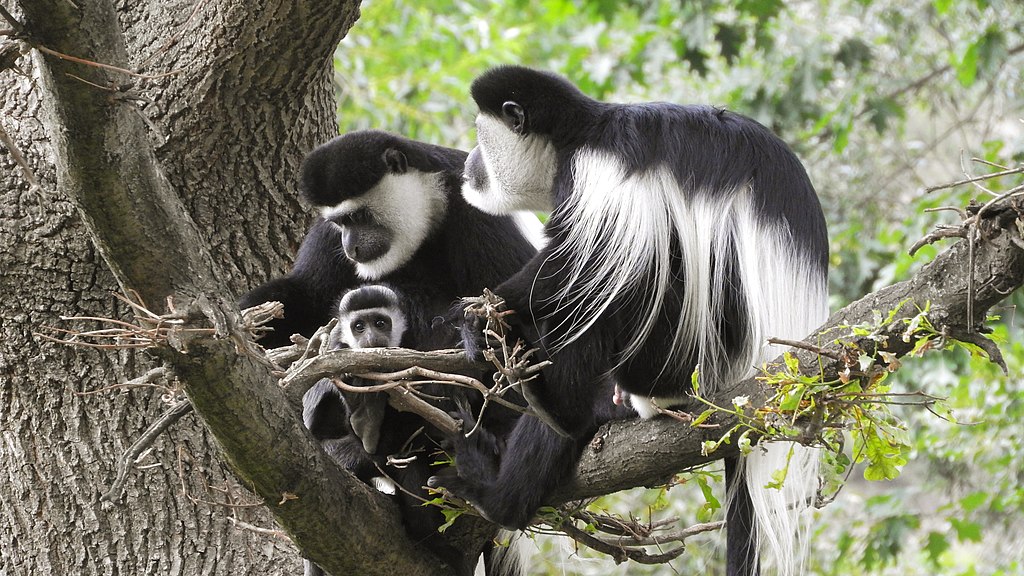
[347,312,394,349]
[462,113,556,215]
[300,132,451,280]
[320,169,448,279]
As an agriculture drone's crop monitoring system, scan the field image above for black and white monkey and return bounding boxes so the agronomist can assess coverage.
[301,285,422,576]
[303,284,525,576]
[238,130,540,349]
[238,132,537,576]
[302,285,409,499]
[439,66,829,576]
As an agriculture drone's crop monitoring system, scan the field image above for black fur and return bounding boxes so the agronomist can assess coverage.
[239,131,538,575]
[238,130,537,349]
[443,66,828,576]
[304,285,527,576]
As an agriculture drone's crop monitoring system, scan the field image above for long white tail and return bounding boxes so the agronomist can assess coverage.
[741,443,820,575]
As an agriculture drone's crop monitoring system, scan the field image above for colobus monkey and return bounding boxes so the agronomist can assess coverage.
[300,285,402,576]
[328,284,407,456]
[303,285,408,492]
[304,284,524,576]
[237,132,537,575]
[443,66,829,576]
[238,130,538,349]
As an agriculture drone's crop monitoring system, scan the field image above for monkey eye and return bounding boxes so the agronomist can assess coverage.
[337,208,373,226]
[352,321,365,333]
[374,319,388,329]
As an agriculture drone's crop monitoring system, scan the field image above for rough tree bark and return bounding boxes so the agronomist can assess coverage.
[2,1,1023,576]
[0,0,379,574]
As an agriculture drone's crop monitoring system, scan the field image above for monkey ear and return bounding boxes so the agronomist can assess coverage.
[502,101,526,134]
[382,148,409,174]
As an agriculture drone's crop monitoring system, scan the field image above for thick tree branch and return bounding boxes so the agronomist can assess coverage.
[18,1,465,574]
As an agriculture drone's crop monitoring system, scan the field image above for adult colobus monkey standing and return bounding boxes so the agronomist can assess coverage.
[446,66,829,575]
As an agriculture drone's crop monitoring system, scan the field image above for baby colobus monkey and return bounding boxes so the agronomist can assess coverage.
[304,285,523,576]
[442,66,829,576]
[300,285,407,576]
[328,284,407,456]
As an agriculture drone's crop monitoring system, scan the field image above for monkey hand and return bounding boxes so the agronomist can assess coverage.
[427,405,519,528]
[459,289,518,361]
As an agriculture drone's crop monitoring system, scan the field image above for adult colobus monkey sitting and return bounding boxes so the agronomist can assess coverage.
[444,66,829,575]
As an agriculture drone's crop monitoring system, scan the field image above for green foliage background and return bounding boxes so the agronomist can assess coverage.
[332,0,1024,573]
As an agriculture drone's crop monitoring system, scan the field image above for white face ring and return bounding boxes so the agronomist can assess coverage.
[321,171,448,279]
[461,114,556,215]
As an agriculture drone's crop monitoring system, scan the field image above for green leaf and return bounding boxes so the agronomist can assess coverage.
[836,37,873,69]
[737,0,784,19]
[696,475,721,510]
[925,531,950,566]
[959,491,988,512]
[955,40,980,87]
[695,475,722,522]
[737,430,754,455]
[701,440,719,456]
[861,430,908,481]
[778,389,802,412]
[691,408,716,427]
[783,351,800,373]
[436,506,463,533]
[865,96,905,134]
[833,119,851,153]
[933,0,953,14]
[950,518,983,543]
[976,28,1007,77]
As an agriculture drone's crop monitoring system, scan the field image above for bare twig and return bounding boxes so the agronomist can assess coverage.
[0,5,23,34]
[36,296,285,351]
[766,337,845,361]
[75,365,176,397]
[925,164,1024,194]
[226,517,290,541]
[909,225,968,255]
[0,123,41,194]
[33,43,182,80]
[555,518,688,565]
[594,520,725,548]
[101,399,193,503]
[352,366,529,415]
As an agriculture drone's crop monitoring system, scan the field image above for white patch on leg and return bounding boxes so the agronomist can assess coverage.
[371,476,397,495]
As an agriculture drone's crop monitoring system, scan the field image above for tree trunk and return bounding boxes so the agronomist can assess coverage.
[0,1,360,574]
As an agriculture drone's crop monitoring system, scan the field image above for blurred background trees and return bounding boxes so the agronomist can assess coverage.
[331,0,1023,573]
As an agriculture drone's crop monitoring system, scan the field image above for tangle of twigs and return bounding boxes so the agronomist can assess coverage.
[34,290,282,350]
[539,505,724,565]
